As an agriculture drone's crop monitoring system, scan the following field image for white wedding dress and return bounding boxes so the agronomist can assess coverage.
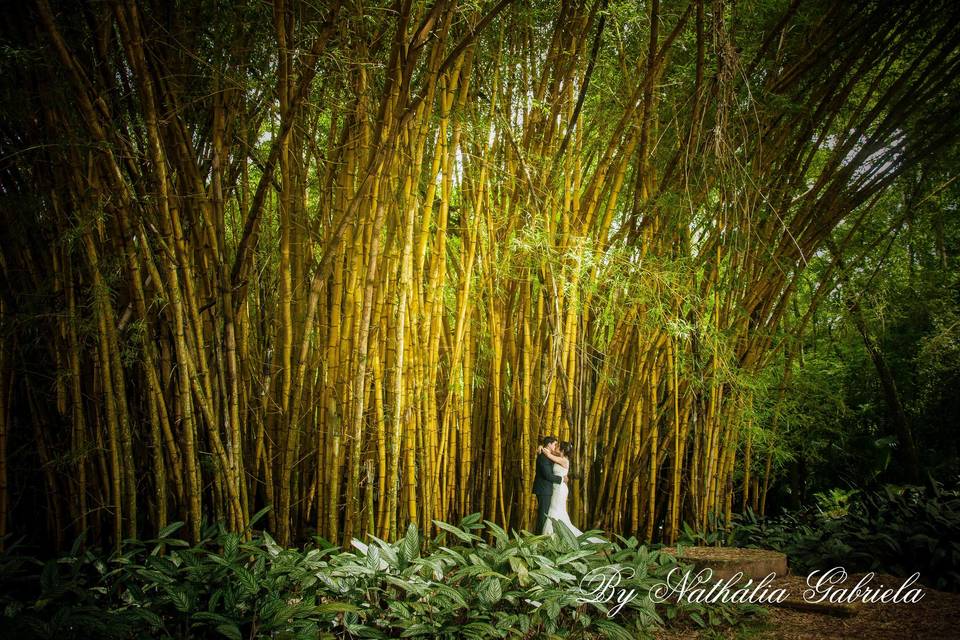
[541,462,607,544]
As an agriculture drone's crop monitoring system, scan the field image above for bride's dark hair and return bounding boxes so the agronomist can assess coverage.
[559,441,573,457]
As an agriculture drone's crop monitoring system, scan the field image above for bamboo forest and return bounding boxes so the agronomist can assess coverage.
[1,0,959,638]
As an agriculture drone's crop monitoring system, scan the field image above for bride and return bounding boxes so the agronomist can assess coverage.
[537,441,607,543]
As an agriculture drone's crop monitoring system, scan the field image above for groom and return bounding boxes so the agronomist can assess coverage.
[532,435,565,534]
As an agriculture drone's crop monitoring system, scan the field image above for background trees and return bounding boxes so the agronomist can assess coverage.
[760,156,960,510]
[1,0,958,552]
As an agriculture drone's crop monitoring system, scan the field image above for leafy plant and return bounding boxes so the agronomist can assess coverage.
[0,513,761,639]
[727,481,960,591]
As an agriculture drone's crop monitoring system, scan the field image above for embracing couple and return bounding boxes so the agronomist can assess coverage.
[532,435,605,543]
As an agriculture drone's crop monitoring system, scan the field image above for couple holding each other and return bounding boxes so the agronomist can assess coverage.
[532,435,606,543]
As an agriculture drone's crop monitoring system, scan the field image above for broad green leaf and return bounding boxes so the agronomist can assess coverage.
[166,587,191,612]
[483,520,509,546]
[248,505,272,528]
[192,611,235,625]
[216,622,243,640]
[403,523,420,562]
[432,519,478,543]
[157,521,186,540]
[459,512,483,528]
[479,576,502,606]
[223,533,239,559]
[262,531,281,557]
[432,582,468,608]
[509,556,530,587]
[553,519,580,551]
[316,601,363,614]
[593,619,635,640]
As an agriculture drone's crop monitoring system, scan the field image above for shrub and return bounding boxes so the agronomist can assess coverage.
[728,481,960,591]
[0,512,759,639]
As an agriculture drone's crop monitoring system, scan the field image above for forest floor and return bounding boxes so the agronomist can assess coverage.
[652,572,960,640]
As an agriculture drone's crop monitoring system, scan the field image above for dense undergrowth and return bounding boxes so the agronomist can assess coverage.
[0,512,760,639]
[5,484,954,639]
[722,482,960,591]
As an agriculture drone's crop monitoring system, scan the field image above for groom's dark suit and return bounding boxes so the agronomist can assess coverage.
[532,450,562,534]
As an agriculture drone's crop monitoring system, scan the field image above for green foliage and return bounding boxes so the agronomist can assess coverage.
[0,515,761,639]
[728,482,960,592]
[676,511,727,547]
[758,159,960,499]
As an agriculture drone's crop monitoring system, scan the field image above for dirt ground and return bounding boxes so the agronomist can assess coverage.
[652,572,960,640]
